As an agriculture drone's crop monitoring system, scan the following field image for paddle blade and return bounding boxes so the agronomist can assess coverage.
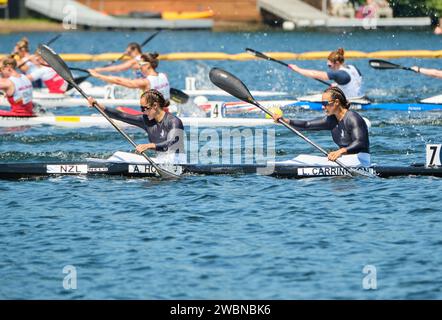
[39,45,75,83]
[369,59,401,70]
[209,67,255,103]
[69,67,90,74]
[170,88,189,104]
[67,75,90,91]
[245,47,269,60]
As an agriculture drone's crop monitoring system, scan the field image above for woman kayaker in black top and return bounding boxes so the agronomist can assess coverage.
[88,89,184,158]
[273,86,370,164]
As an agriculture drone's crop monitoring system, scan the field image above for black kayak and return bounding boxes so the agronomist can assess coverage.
[0,161,441,180]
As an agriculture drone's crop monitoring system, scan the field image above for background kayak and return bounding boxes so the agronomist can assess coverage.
[162,10,214,20]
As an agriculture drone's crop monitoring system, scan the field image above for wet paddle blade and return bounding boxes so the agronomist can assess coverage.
[170,88,189,104]
[67,75,90,91]
[369,59,401,70]
[209,67,255,103]
[66,68,91,91]
[246,48,329,86]
[71,75,91,89]
[39,45,75,84]
[69,67,90,74]
[245,47,270,60]
[246,47,289,67]
[40,45,90,97]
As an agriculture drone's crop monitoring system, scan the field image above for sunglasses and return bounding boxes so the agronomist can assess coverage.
[321,100,334,107]
[140,105,153,112]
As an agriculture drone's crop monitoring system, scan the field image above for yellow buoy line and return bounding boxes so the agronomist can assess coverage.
[1,50,442,62]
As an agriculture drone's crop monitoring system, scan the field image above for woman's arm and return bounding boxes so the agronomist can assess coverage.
[18,60,30,73]
[289,116,335,131]
[0,78,10,90]
[272,114,334,131]
[93,60,136,73]
[87,97,145,129]
[0,79,13,96]
[89,70,149,90]
[102,107,146,129]
[412,66,442,79]
[19,55,38,72]
[288,64,330,81]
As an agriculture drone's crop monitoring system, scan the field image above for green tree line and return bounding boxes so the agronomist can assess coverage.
[389,0,442,18]
[350,0,441,20]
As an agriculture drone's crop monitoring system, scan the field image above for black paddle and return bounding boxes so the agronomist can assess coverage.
[246,48,331,86]
[39,44,181,180]
[169,88,189,104]
[67,67,90,73]
[368,59,417,72]
[209,67,373,178]
[45,34,62,47]
[69,30,162,90]
[104,30,162,68]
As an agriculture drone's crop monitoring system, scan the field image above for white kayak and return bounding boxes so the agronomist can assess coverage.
[0,94,140,109]
[296,93,371,105]
[296,92,442,107]
[184,88,288,97]
[0,77,289,109]
[210,100,299,114]
[0,113,274,128]
[420,94,442,104]
[0,82,141,108]
[0,89,287,110]
[205,100,372,129]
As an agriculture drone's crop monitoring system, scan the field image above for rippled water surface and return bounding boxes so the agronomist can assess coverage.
[0,30,441,299]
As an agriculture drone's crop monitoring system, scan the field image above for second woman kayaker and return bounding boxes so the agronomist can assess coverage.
[288,48,364,99]
[272,86,370,166]
[88,52,170,102]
